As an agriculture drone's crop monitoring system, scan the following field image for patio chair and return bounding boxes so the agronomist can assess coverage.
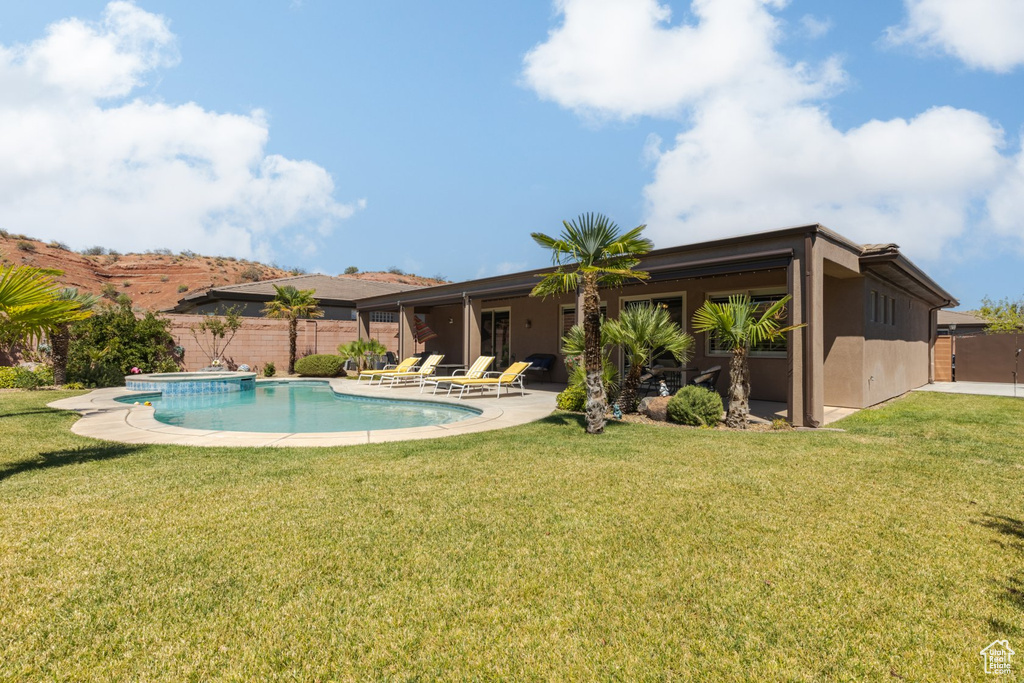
[420,356,495,394]
[523,353,557,382]
[689,365,722,393]
[356,356,419,384]
[382,354,445,387]
[445,361,532,399]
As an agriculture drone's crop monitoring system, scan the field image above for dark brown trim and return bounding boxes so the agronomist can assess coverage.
[803,234,820,428]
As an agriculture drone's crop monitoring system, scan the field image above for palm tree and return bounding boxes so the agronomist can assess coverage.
[49,288,101,386]
[605,304,694,413]
[262,285,323,374]
[0,265,88,352]
[338,338,388,372]
[691,294,800,428]
[531,213,652,434]
[560,321,619,404]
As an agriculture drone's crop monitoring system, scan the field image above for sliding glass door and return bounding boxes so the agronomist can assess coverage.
[481,309,511,369]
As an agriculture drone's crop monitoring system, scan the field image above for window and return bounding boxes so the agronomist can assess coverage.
[369,311,397,323]
[559,303,607,342]
[889,297,897,326]
[706,289,788,358]
[869,290,878,323]
[619,292,686,367]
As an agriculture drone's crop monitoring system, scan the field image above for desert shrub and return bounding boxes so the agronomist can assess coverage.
[65,381,85,390]
[100,284,118,300]
[387,266,405,275]
[667,386,724,427]
[263,361,276,377]
[556,383,587,412]
[0,365,53,389]
[294,354,346,377]
[160,275,169,282]
[48,240,69,250]
[66,299,177,387]
[122,280,131,288]
[343,266,359,275]
[177,284,189,293]
[771,418,792,431]
[16,240,35,252]
[180,250,198,259]
[82,246,106,255]
[239,265,262,282]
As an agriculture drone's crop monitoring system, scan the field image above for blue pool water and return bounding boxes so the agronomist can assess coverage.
[117,381,481,433]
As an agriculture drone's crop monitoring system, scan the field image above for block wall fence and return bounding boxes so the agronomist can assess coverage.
[166,314,399,373]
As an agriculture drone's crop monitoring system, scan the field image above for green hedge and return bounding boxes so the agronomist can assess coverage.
[0,365,54,389]
[667,385,724,427]
[556,383,586,412]
[294,354,346,378]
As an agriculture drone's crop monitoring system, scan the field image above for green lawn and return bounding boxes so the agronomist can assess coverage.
[1,390,1021,681]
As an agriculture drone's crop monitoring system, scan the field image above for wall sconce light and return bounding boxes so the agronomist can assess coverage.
[448,317,454,324]
[525,319,532,329]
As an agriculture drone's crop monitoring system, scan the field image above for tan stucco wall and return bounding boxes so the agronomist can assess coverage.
[955,333,1022,383]
[822,275,865,408]
[860,277,932,406]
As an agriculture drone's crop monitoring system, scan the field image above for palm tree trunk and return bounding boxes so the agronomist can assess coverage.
[582,274,606,434]
[726,347,750,428]
[620,362,644,413]
[51,323,70,386]
[288,319,298,375]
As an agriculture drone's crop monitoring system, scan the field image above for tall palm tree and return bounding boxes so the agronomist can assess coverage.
[49,288,101,386]
[691,294,800,428]
[0,265,88,352]
[605,304,694,413]
[262,285,323,374]
[530,213,652,434]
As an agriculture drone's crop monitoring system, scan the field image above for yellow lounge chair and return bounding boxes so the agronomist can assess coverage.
[420,356,495,394]
[383,354,445,387]
[357,356,419,384]
[446,361,531,399]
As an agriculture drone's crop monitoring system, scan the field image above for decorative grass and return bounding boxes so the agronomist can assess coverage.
[0,390,1021,680]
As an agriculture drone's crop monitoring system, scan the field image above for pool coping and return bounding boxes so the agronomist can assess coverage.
[46,378,560,448]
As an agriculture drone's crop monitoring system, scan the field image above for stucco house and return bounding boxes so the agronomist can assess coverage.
[168,273,423,321]
[354,224,956,427]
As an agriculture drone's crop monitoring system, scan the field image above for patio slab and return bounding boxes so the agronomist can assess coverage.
[47,379,561,448]
[915,381,1024,398]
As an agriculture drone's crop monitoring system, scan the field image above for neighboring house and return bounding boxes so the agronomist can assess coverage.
[937,309,988,336]
[354,224,956,428]
[168,274,423,321]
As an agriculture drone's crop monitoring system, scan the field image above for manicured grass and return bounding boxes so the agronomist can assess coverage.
[1,390,1021,681]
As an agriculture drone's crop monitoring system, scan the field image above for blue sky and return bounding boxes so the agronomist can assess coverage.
[1,1,1021,308]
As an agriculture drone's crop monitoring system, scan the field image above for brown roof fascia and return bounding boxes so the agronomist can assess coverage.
[859,252,957,307]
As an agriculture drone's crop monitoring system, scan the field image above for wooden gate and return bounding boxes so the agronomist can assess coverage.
[934,336,952,382]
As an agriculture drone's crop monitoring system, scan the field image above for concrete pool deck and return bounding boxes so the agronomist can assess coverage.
[47,378,562,448]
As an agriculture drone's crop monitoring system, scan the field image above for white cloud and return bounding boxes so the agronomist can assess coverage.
[0,2,359,259]
[523,0,1020,259]
[988,137,1024,242]
[522,0,843,120]
[799,14,832,40]
[886,0,1024,72]
[644,101,1008,259]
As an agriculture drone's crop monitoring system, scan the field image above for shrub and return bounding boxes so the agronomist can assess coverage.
[239,265,262,282]
[0,365,53,389]
[82,246,106,256]
[263,361,276,377]
[387,266,405,275]
[16,240,35,252]
[66,298,177,387]
[160,275,170,282]
[556,383,587,412]
[667,386,724,427]
[177,284,189,293]
[100,284,118,300]
[343,266,359,275]
[48,240,69,250]
[293,354,346,377]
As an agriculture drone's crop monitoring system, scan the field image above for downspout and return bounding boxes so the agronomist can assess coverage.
[803,234,820,428]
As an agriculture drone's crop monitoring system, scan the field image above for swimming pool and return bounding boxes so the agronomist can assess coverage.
[117,381,481,433]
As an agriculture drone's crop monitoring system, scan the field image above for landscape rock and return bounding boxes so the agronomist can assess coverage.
[638,396,672,422]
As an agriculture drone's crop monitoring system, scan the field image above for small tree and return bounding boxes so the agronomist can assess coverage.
[338,338,388,372]
[530,213,652,434]
[190,306,243,366]
[691,294,800,429]
[262,285,323,374]
[604,304,694,413]
[560,322,619,405]
[977,296,1024,333]
[49,288,101,386]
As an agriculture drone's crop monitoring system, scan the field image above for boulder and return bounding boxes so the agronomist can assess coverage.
[638,395,672,421]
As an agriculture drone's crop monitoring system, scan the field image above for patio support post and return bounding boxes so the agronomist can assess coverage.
[787,257,804,426]
[399,304,416,359]
[463,294,481,366]
[802,233,824,427]
[357,310,371,341]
